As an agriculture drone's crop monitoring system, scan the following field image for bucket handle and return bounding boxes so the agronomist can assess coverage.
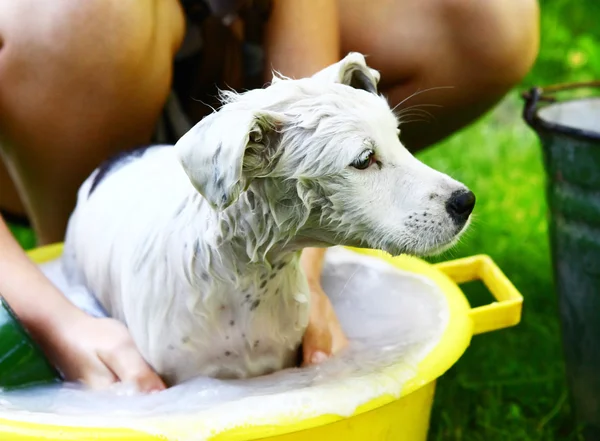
[434,255,523,335]
[522,81,600,129]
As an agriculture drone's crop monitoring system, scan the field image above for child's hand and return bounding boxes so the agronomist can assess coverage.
[300,247,348,366]
[0,217,165,392]
[302,281,348,366]
[40,311,166,392]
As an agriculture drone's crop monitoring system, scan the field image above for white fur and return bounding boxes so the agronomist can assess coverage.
[63,53,472,385]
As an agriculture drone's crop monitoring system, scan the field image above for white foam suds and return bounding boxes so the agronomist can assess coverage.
[0,247,449,440]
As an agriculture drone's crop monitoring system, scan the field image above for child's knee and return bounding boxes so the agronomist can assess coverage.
[442,0,540,87]
[0,0,184,147]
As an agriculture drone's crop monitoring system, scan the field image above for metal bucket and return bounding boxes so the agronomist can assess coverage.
[523,82,600,439]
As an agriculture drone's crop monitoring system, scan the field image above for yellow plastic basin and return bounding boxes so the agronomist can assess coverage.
[0,245,523,441]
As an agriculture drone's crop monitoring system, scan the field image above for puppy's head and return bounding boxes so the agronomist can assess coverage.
[176,53,474,256]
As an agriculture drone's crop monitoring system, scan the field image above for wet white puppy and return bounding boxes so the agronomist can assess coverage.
[62,53,475,385]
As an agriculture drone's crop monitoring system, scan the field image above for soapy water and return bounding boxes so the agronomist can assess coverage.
[0,247,449,437]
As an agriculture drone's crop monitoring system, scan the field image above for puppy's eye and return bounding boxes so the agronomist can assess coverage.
[350,149,376,170]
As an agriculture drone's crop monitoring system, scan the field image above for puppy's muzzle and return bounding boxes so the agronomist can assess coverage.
[446,190,476,225]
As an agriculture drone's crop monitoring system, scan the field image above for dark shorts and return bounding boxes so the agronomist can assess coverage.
[154,0,271,145]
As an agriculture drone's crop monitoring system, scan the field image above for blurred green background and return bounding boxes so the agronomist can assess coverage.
[420,0,600,439]
[7,0,600,439]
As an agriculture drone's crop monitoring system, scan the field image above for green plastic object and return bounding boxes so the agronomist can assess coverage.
[0,296,62,390]
[523,82,600,441]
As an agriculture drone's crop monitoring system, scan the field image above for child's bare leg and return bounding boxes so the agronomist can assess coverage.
[0,0,185,244]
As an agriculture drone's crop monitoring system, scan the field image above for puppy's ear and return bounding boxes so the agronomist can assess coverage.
[175,109,280,211]
[311,52,380,94]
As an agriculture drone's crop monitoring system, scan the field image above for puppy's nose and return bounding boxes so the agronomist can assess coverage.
[446,190,476,223]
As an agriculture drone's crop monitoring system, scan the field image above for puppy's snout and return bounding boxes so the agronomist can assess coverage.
[446,190,476,224]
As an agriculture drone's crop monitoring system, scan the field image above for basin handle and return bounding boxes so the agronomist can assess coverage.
[434,255,523,335]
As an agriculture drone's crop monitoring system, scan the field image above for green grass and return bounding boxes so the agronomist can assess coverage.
[421,93,574,440]
[7,0,600,439]
[8,224,36,250]
[422,1,600,438]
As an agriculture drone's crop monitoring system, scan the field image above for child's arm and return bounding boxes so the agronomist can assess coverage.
[265,0,340,79]
[0,216,165,391]
[301,247,348,364]
[265,0,348,364]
